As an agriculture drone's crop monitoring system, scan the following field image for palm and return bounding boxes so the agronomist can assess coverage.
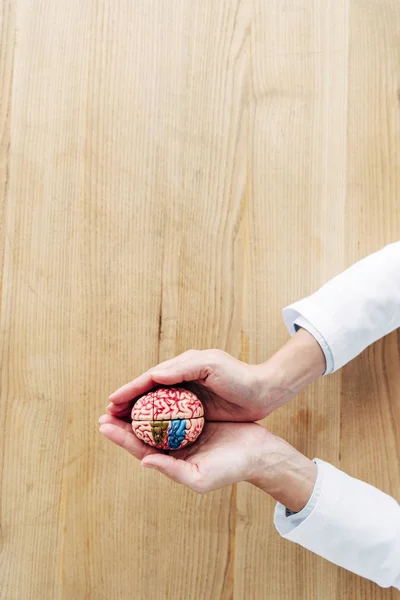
[172,421,268,489]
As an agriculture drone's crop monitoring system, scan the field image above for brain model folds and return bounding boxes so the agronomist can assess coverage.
[131,387,204,450]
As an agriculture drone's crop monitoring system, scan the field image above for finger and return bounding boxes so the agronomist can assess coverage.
[108,370,156,404]
[98,414,133,432]
[105,351,196,405]
[99,423,158,460]
[150,352,213,385]
[107,402,132,417]
[141,454,204,491]
[108,351,205,404]
[108,349,221,406]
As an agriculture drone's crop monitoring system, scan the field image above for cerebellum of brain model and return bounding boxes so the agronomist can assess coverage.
[131,387,204,450]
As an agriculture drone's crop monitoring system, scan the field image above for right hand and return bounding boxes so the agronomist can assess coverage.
[99,412,317,512]
[99,415,271,491]
[107,349,271,422]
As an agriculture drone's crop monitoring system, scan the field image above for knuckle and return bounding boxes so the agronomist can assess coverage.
[182,349,198,358]
[192,483,206,494]
[208,348,223,361]
[191,474,208,494]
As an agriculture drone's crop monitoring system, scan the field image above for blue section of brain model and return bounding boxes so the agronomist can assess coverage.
[168,419,187,449]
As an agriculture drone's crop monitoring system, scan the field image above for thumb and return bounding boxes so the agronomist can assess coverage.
[141,455,204,491]
[150,365,204,385]
[151,355,215,386]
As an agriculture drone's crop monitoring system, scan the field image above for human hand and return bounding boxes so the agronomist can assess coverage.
[107,330,325,422]
[99,414,267,490]
[107,349,268,422]
[98,414,316,511]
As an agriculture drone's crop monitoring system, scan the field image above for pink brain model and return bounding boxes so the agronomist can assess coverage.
[131,387,204,450]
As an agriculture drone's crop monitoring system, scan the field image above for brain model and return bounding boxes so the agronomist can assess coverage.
[131,387,204,450]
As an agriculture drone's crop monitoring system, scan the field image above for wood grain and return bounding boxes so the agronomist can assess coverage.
[0,1,398,599]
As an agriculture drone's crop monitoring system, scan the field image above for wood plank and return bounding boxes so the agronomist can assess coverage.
[235,1,349,598]
[0,1,17,596]
[339,1,400,598]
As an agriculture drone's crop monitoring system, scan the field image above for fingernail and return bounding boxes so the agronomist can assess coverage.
[99,423,115,434]
[142,463,157,470]
[98,415,110,424]
[107,403,114,410]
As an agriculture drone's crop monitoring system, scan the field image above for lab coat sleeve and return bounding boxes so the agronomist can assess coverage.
[282,242,400,373]
[274,460,400,590]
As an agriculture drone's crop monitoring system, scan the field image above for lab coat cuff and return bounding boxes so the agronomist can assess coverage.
[274,458,323,536]
[293,316,334,375]
[282,299,345,372]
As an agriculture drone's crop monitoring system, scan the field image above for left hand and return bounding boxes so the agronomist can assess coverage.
[106,349,270,423]
[107,331,326,423]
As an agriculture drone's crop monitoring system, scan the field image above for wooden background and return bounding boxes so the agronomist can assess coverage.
[0,1,399,598]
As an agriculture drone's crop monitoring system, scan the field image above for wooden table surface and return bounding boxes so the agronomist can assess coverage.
[0,1,399,598]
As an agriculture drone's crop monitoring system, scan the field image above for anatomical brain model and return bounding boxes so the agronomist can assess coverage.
[131,387,204,450]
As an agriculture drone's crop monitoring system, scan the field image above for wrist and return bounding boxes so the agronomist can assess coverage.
[255,329,326,414]
[248,435,317,513]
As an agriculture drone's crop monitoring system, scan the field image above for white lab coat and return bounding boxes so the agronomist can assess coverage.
[275,241,400,590]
